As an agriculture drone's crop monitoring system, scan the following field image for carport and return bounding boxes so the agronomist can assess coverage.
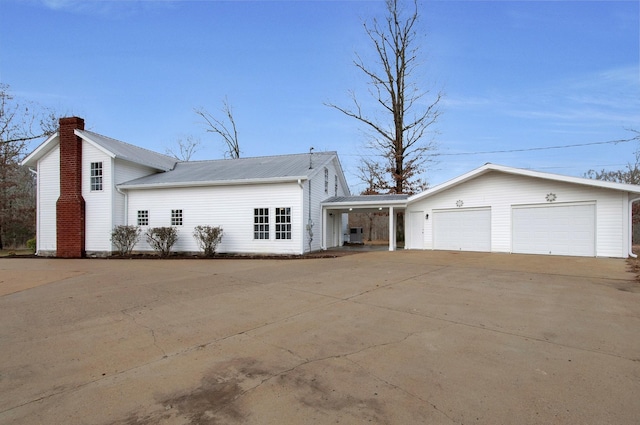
[321,195,408,251]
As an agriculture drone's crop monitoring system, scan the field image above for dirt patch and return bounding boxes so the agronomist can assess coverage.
[627,247,640,286]
[0,249,35,258]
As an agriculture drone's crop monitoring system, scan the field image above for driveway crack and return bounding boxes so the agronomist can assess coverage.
[121,309,168,359]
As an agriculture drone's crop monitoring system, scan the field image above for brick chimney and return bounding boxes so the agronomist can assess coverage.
[56,117,86,258]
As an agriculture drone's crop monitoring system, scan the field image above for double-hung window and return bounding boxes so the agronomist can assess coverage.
[171,209,183,226]
[275,207,292,240]
[90,162,103,191]
[254,208,269,239]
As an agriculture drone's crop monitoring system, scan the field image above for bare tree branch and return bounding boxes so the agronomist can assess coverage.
[195,97,240,159]
[165,135,201,161]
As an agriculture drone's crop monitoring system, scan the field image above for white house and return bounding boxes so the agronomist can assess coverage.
[22,117,640,258]
[22,117,350,257]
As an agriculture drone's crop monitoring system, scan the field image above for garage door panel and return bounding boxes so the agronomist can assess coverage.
[512,204,595,257]
[433,208,491,252]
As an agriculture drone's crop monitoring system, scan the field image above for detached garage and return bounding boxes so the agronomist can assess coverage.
[405,164,640,258]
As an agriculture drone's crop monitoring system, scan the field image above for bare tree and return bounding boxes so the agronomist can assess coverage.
[0,83,57,249]
[166,135,201,161]
[195,97,240,159]
[585,130,640,185]
[585,130,640,243]
[356,161,387,195]
[327,0,442,195]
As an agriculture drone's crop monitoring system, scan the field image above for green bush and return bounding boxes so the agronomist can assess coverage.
[193,225,224,257]
[146,227,178,257]
[26,237,36,252]
[111,225,141,256]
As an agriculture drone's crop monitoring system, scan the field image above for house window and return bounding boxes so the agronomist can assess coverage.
[137,210,149,226]
[254,208,269,240]
[324,168,329,193]
[171,209,183,226]
[334,175,338,196]
[90,162,103,191]
[275,207,292,240]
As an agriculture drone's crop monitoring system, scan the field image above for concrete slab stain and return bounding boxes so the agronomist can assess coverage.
[112,357,388,425]
[114,358,269,425]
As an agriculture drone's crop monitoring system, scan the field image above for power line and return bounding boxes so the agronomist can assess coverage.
[432,136,639,157]
[338,136,639,158]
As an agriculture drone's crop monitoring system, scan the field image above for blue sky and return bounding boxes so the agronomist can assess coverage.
[1,0,638,193]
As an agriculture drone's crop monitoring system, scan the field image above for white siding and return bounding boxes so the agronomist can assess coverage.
[82,142,113,253]
[407,172,629,257]
[306,172,326,252]
[316,157,349,252]
[112,160,159,227]
[127,182,304,255]
[36,145,60,255]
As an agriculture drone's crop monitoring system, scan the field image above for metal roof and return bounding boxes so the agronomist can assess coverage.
[324,194,409,203]
[77,130,177,171]
[119,151,337,188]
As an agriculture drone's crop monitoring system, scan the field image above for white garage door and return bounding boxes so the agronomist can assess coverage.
[433,208,491,252]
[512,203,595,257]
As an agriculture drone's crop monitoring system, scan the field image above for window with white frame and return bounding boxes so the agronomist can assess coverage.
[90,162,103,191]
[137,210,149,226]
[334,175,338,196]
[171,209,183,226]
[275,207,292,240]
[324,167,329,193]
[254,208,269,239]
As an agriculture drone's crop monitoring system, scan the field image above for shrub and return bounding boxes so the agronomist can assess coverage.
[111,225,141,256]
[146,226,178,257]
[193,225,224,257]
[26,237,36,252]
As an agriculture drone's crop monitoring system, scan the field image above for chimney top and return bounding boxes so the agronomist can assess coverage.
[59,116,85,129]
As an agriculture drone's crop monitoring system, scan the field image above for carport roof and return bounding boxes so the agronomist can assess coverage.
[323,194,408,209]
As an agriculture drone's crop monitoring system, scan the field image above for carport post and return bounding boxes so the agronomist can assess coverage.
[321,207,327,250]
[388,206,396,251]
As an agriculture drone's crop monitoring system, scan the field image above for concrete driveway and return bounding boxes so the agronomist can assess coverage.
[1,251,639,424]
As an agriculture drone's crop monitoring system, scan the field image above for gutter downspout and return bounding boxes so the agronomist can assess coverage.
[306,148,314,253]
[298,179,304,254]
[307,179,314,253]
[116,186,128,226]
[629,195,640,258]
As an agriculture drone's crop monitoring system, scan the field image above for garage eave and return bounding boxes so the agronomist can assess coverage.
[408,163,640,204]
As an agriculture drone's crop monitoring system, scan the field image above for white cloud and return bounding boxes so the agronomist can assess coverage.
[41,0,78,10]
[35,0,179,16]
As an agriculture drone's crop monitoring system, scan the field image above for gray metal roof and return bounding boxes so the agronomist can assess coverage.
[324,194,409,203]
[119,151,337,188]
[78,130,177,171]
